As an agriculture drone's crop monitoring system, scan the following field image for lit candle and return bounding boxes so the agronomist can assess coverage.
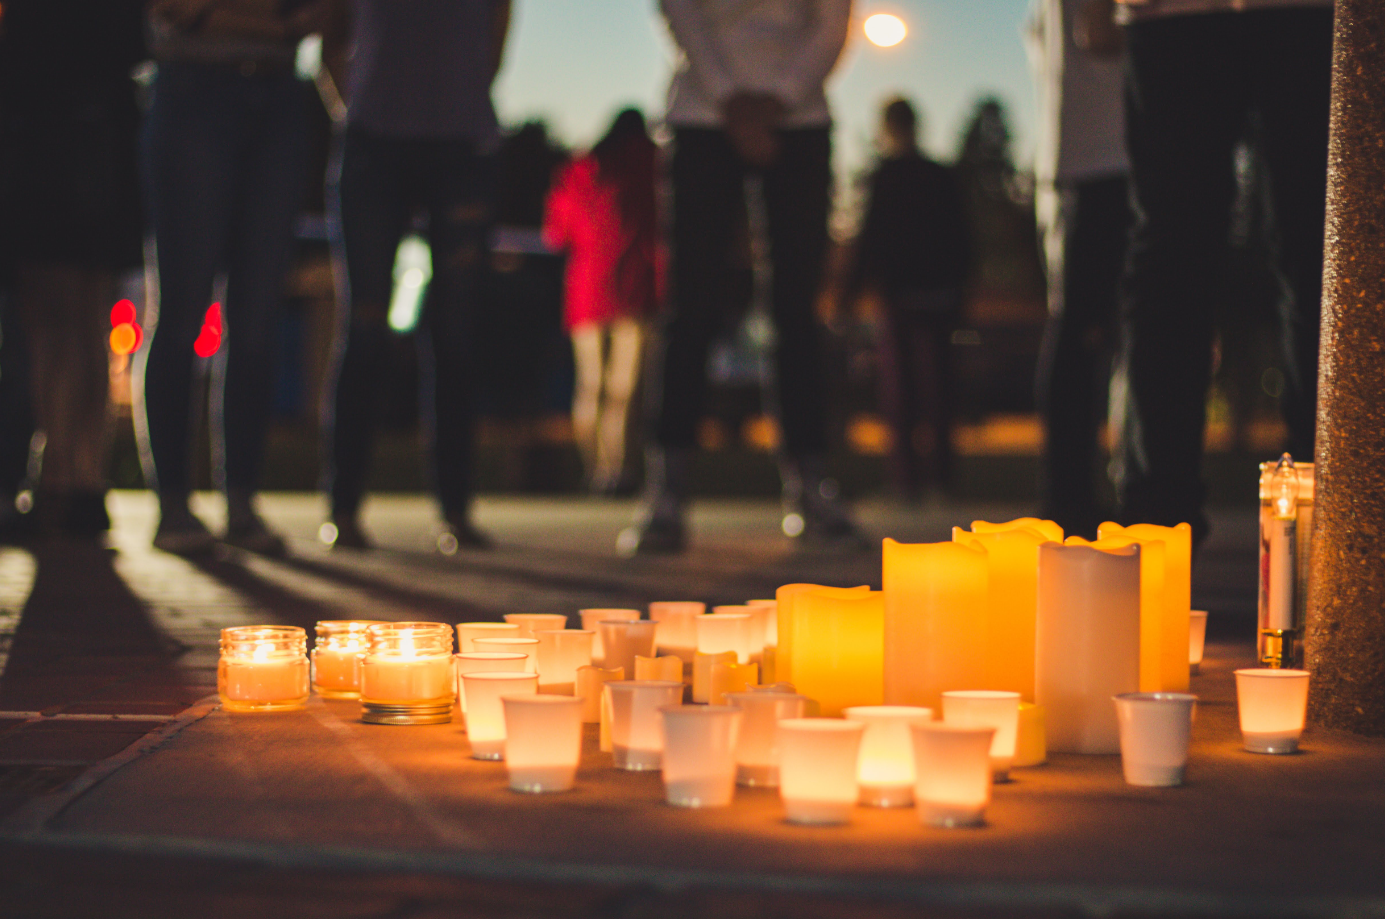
[777,718,866,825]
[576,664,622,723]
[502,694,584,792]
[461,670,537,759]
[218,626,310,712]
[311,620,381,699]
[708,660,757,705]
[692,651,736,703]
[503,613,569,639]
[971,516,1063,542]
[534,629,594,694]
[746,599,778,681]
[1014,702,1047,767]
[659,704,743,807]
[724,690,806,786]
[604,680,684,770]
[1098,522,1192,692]
[778,586,883,716]
[455,651,528,714]
[634,654,683,683]
[911,723,995,827]
[648,601,704,663]
[882,540,989,710]
[472,636,540,672]
[580,608,640,665]
[696,612,755,663]
[456,621,520,653]
[1234,668,1309,754]
[942,690,1021,780]
[1035,543,1140,752]
[775,584,870,687]
[843,705,933,806]
[713,604,768,665]
[1067,534,1167,694]
[360,622,455,725]
[1189,610,1208,673]
[598,619,657,681]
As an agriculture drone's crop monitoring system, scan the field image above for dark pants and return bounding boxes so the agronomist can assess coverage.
[654,128,832,457]
[140,62,310,500]
[324,127,493,523]
[878,288,961,499]
[1117,9,1332,538]
[1036,175,1132,536]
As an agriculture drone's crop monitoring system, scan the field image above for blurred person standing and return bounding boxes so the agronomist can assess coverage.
[623,0,857,554]
[1112,0,1332,547]
[543,109,661,496]
[137,0,329,555]
[0,0,145,540]
[1026,0,1131,539]
[841,97,969,504]
[318,0,510,552]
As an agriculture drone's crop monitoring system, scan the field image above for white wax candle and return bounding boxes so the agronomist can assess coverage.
[220,657,309,704]
[361,653,453,703]
[312,647,363,695]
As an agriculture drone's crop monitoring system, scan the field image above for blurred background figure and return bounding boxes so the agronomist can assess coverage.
[319,0,511,553]
[624,0,857,554]
[1112,0,1332,547]
[0,0,145,540]
[543,108,661,497]
[137,0,327,556]
[1026,0,1130,539]
[841,97,969,504]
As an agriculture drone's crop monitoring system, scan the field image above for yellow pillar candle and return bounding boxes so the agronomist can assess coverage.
[780,587,884,717]
[709,660,758,704]
[693,651,736,703]
[882,540,989,710]
[774,584,870,687]
[971,517,1064,543]
[634,654,684,683]
[1098,522,1193,693]
[953,522,1054,700]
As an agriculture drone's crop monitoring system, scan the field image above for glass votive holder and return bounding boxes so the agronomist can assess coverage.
[503,613,569,639]
[219,626,310,713]
[724,690,806,786]
[649,601,704,662]
[472,636,540,671]
[576,664,623,723]
[777,718,866,825]
[579,608,640,664]
[942,690,1022,780]
[1234,668,1309,754]
[692,650,736,703]
[502,694,583,792]
[660,705,742,807]
[462,671,537,759]
[1189,610,1209,673]
[456,621,520,653]
[911,723,995,828]
[360,622,455,725]
[533,629,594,694]
[604,680,684,770]
[1112,692,1197,785]
[1014,702,1047,767]
[843,705,933,806]
[634,654,684,683]
[455,651,528,714]
[709,660,757,705]
[598,619,657,680]
[696,612,754,663]
[311,620,381,699]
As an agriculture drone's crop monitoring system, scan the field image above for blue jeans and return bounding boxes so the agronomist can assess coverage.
[139,62,310,500]
[323,127,494,523]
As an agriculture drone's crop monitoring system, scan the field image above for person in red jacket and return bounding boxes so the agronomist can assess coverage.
[543,109,661,495]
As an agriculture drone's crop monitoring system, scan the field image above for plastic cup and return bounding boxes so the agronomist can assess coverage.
[911,722,995,827]
[502,694,583,792]
[604,680,684,770]
[659,704,742,807]
[1112,692,1197,786]
[777,718,865,825]
[1234,668,1308,754]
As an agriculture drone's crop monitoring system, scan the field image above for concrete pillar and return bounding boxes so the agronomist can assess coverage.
[1304,0,1385,735]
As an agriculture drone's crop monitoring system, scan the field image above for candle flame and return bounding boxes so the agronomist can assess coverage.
[253,640,273,662]
[1271,453,1300,520]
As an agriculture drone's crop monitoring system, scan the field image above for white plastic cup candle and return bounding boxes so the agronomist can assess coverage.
[472,636,540,671]
[360,622,454,725]
[942,690,1022,780]
[1234,668,1309,754]
[712,605,765,663]
[746,599,779,681]
[777,718,866,825]
[456,621,520,653]
[462,671,538,759]
[1112,692,1197,785]
[503,613,569,639]
[634,654,683,683]
[580,608,640,664]
[604,680,684,770]
[911,723,995,827]
[219,626,310,712]
[696,612,754,662]
[659,704,742,807]
[692,651,736,703]
[502,694,583,792]
[843,705,933,806]
[312,620,381,699]
[576,664,623,723]
[534,629,594,693]
[648,601,704,662]
[708,660,757,704]
[1189,610,1209,673]
[724,690,806,786]
[598,619,657,681]
[455,651,528,714]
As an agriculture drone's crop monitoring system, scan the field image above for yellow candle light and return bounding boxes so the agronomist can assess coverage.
[844,705,933,807]
[648,601,704,662]
[534,629,594,694]
[1098,522,1192,692]
[882,540,989,710]
[218,626,310,713]
[724,690,806,786]
[778,586,884,716]
[502,694,584,792]
[1014,702,1047,767]
[634,654,683,683]
[580,608,640,664]
[777,718,866,825]
[971,516,1064,543]
[576,664,623,723]
[775,584,870,686]
[693,651,736,703]
[708,660,757,704]
[462,671,537,759]
[311,620,382,699]
[360,622,455,725]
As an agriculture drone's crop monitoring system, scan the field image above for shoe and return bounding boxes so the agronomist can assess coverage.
[153,508,218,556]
[616,446,690,556]
[617,512,686,556]
[437,519,492,556]
[224,515,288,557]
[320,518,372,550]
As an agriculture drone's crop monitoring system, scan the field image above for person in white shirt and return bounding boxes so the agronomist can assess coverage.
[621,0,858,554]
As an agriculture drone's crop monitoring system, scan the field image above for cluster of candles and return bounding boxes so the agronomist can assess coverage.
[216,516,1314,825]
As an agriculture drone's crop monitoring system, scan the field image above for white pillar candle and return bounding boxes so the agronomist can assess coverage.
[461,671,537,760]
[1035,543,1141,753]
[472,636,540,672]
[503,613,569,639]
[456,621,520,653]
[659,704,742,807]
[708,660,757,705]
[696,612,754,663]
[604,680,683,770]
[534,629,594,694]
[576,664,622,723]
[455,651,528,714]
[599,620,657,681]
[649,601,704,663]
[724,690,807,786]
[218,626,309,712]
[1234,668,1309,754]
[502,694,584,792]
[1189,610,1208,673]
[580,608,640,664]
[843,705,933,806]
[634,654,684,683]
[942,690,1021,780]
[911,723,995,827]
[713,605,766,664]
[777,718,866,825]
[692,651,736,703]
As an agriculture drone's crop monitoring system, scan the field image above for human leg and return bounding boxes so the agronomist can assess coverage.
[570,323,605,482]
[594,317,644,492]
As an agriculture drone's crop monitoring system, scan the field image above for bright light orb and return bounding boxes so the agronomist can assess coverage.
[864,13,906,48]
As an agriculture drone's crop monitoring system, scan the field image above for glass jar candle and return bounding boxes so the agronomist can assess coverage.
[312,620,382,699]
[218,626,310,713]
[360,622,455,725]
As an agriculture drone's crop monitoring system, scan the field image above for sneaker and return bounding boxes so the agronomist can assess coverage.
[224,515,288,557]
[616,512,686,557]
[153,509,218,556]
[320,518,372,550]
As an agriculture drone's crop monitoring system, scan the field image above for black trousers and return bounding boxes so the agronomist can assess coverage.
[653,128,832,457]
[1116,8,1332,538]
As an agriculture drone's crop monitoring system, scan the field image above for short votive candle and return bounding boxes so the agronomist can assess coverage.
[1189,610,1208,672]
[580,608,640,664]
[219,626,309,713]
[844,705,933,807]
[709,660,757,705]
[660,705,742,807]
[942,690,1022,780]
[712,605,765,663]
[502,694,583,792]
[697,612,754,663]
[778,718,866,825]
[360,622,454,725]
[604,680,684,770]
[455,651,528,714]
[534,629,595,694]
[311,620,381,699]
[911,723,995,828]
[503,613,569,639]
[462,670,537,759]
[634,654,684,683]
[456,621,520,653]
[693,651,736,703]
[649,601,705,662]
[1014,702,1047,767]
[724,690,806,786]
[576,664,623,723]
[1234,668,1309,754]
[599,619,657,681]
